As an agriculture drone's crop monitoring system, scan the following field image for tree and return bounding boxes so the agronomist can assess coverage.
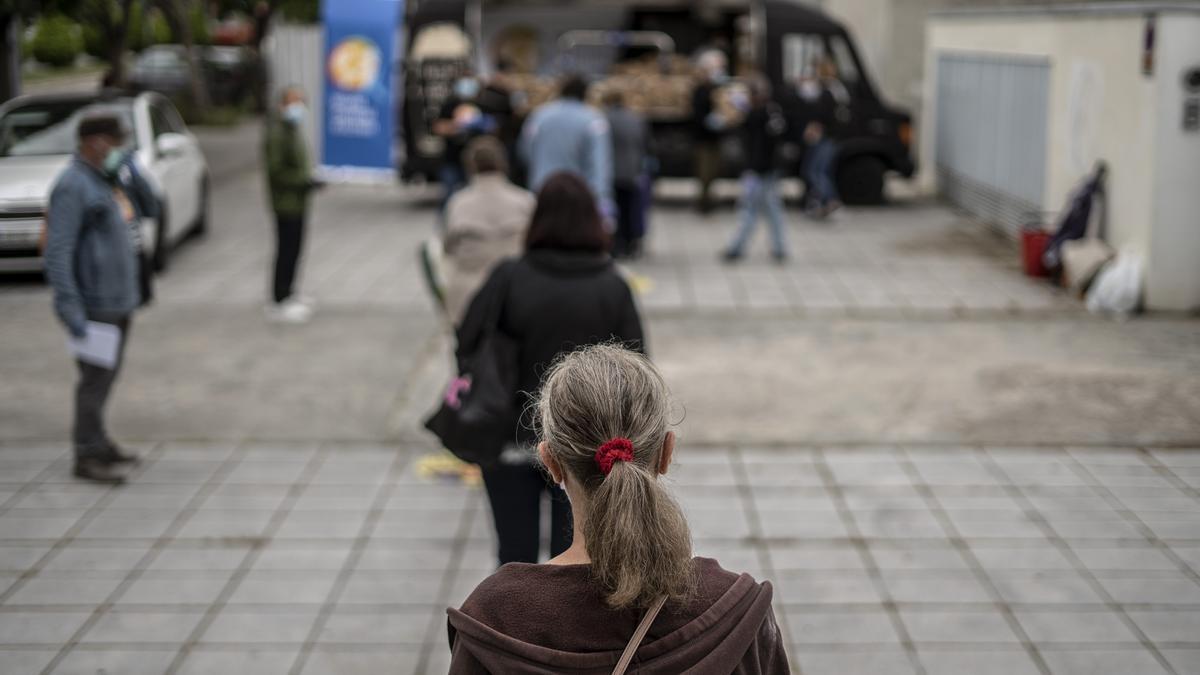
[76,0,136,85]
[156,0,210,108]
[0,0,42,101]
[30,14,83,68]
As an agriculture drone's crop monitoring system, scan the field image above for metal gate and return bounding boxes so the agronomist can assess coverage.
[934,52,1050,236]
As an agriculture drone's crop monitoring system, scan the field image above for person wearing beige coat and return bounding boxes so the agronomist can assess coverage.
[443,136,536,324]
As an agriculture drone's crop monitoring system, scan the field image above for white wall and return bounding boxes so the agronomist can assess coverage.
[1147,15,1200,310]
[923,14,1157,259]
[821,0,893,95]
[922,9,1200,311]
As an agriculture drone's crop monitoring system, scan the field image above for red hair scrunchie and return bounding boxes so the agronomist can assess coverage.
[595,438,635,476]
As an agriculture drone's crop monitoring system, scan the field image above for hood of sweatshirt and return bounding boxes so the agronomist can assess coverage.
[446,558,778,674]
[523,249,613,277]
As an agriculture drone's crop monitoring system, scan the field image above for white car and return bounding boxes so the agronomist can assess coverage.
[0,91,209,273]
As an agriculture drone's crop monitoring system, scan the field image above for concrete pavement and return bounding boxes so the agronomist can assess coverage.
[2,155,1198,445]
[1,122,1199,674]
[1,442,1198,674]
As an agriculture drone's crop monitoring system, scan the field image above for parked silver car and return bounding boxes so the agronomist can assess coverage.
[0,91,209,273]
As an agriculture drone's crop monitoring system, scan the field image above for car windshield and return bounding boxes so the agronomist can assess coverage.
[0,101,137,158]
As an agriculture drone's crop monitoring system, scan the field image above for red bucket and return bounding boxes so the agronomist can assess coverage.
[1021,229,1051,277]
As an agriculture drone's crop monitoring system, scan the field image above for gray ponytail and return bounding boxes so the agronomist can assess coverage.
[536,344,695,609]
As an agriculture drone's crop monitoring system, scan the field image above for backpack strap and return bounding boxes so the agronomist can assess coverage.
[612,595,668,675]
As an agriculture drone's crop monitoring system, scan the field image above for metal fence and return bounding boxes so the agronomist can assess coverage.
[934,52,1051,236]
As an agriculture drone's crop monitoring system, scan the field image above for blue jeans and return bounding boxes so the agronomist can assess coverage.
[438,164,466,215]
[803,138,839,207]
[728,171,787,256]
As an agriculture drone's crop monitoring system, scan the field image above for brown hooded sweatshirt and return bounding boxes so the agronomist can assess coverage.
[446,557,790,674]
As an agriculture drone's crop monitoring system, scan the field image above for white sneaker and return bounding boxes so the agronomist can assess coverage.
[266,298,313,324]
[293,294,317,309]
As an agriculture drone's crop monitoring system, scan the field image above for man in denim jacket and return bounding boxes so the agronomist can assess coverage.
[44,115,143,484]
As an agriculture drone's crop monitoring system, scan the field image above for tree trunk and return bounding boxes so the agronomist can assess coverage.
[158,0,210,109]
[251,1,276,50]
[105,0,135,88]
[0,14,19,103]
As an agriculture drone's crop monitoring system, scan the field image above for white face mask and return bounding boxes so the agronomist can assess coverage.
[282,102,306,124]
[454,78,480,100]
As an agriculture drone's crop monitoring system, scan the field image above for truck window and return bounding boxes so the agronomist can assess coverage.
[782,33,823,83]
[827,35,861,86]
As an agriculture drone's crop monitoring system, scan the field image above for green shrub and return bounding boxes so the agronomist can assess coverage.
[133,9,171,50]
[125,5,144,51]
[82,22,107,60]
[81,0,116,59]
[189,2,211,45]
[151,10,172,45]
[277,0,318,24]
[30,14,83,68]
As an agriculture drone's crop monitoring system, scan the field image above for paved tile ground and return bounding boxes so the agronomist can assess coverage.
[0,172,1078,319]
[1,442,1198,674]
[625,197,1080,318]
[3,123,1198,674]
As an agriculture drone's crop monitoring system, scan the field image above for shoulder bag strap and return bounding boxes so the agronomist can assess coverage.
[612,595,668,675]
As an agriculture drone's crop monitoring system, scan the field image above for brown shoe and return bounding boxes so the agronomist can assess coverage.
[73,458,130,484]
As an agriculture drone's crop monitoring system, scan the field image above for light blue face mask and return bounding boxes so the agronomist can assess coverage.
[283,103,306,124]
[102,148,124,177]
[454,78,480,100]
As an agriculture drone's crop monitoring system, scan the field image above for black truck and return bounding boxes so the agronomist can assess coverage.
[400,0,916,205]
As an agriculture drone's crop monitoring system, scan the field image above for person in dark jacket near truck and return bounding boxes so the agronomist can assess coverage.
[690,49,730,215]
[454,172,645,568]
[604,90,651,258]
[448,345,789,674]
[800,58,848,218]
[722,75,790,263]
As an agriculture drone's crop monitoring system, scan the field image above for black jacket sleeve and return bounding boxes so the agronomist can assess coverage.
[691,83,715,137]
[454,259,516,372]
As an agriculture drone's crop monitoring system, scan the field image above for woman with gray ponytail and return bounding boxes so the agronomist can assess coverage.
[447,345,790,674]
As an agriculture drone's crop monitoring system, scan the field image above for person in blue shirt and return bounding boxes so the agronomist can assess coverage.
[44,115,145,484]
[519,75,615,225]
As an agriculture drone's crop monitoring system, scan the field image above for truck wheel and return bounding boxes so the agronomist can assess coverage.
[837,156,887,206]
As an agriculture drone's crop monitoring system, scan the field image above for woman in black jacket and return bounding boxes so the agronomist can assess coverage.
[455,171,645,567]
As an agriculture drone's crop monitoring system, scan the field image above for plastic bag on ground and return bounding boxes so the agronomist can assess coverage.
[1086,252,1142,318]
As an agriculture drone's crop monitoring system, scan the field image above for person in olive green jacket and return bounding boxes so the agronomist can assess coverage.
[263,86,319,322]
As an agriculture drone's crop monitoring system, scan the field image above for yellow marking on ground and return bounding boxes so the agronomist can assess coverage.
[415,452,481,486]
[626,272,654,296]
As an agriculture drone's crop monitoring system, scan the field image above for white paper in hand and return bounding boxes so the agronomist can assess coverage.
[68,321,122,369]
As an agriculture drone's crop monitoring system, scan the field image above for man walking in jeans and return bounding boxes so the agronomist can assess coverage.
[44,115,144,483]
[722,76,790,263]
[264,86,318,323]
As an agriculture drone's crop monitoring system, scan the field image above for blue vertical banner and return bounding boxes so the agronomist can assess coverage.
[321,0,403,178]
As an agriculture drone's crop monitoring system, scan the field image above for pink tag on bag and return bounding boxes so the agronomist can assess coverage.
[444,376,472,410]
